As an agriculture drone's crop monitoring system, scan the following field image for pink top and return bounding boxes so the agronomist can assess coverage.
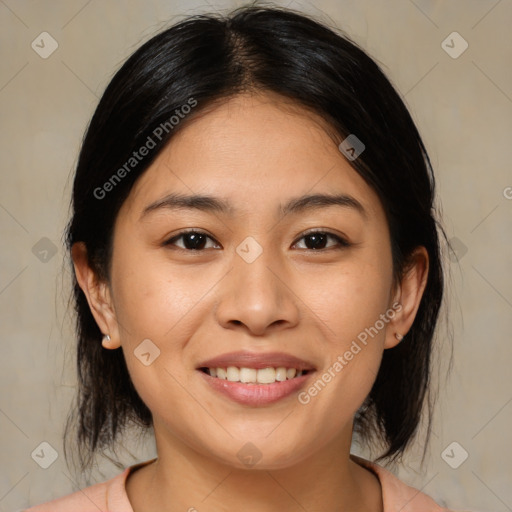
[25,455,458,511]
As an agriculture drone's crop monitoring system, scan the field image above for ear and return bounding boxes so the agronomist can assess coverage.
[71,242,121,349]
[384,246,429,349]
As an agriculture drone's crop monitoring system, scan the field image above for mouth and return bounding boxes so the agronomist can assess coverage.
[195,351,316,405]
[198,366,312,385]
[197,366,315,406]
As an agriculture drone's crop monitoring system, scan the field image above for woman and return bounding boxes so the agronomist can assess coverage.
[26,5,461,511]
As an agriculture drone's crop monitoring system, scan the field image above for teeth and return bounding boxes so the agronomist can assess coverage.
[206,366,306,384]
[286,368,297,379]
[224,366,240,382]
[259,367,277,383]
[275,367,286,381]
[239,367,256,383]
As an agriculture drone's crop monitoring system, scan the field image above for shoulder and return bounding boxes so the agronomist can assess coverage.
[24,478,112,511]
[350,454,460,512]
[23,464,139,512]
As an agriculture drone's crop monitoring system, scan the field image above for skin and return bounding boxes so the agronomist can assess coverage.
[72,92,428,512]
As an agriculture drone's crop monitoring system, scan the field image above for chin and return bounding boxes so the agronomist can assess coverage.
[206,439,311,472]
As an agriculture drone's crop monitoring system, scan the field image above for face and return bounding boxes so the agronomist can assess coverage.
[77,92,421,470]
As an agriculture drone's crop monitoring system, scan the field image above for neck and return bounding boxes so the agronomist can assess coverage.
[126,427,383,512]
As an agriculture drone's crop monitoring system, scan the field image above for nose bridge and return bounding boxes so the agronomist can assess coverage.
[214,236,300,334]
[236,240,281,297]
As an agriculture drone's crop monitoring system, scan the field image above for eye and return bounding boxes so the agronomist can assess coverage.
[293,230,350,251]
[164,230,221,251]
[163,229,350,251]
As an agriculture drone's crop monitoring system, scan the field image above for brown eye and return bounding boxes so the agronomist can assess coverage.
[293,231,350,250]
[165,230,220,250]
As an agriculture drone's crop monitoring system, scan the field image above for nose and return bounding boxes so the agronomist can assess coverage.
[214,246,301,336]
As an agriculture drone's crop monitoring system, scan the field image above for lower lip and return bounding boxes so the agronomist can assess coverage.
[197,370,313,406]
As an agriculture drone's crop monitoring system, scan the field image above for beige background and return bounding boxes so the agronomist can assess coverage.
[1,1,511,511]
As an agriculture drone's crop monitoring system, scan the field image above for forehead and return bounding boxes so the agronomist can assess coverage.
[119,92,384,222]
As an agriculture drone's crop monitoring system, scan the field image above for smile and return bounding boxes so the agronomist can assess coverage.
[197,367,314,406]
[200,366,309,384]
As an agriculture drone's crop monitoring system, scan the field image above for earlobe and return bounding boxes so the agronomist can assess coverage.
[385,247,429,349]
[71,242,121,349]
[101,333,119,349]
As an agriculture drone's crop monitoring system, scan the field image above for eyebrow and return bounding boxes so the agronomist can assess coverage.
[140,191,367,220]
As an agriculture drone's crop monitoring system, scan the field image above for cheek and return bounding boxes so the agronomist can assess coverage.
[303,256,393,346]
[111,243,205,341]
[109,245,223,405]
[296,256,392,407]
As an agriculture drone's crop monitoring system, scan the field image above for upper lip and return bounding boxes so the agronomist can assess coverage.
[197,351,316,371]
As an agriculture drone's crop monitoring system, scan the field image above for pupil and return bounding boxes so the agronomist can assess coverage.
[185,233,206,250]
[306,233,326,249]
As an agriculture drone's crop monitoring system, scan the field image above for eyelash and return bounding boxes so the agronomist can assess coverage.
[163,229,350,251]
